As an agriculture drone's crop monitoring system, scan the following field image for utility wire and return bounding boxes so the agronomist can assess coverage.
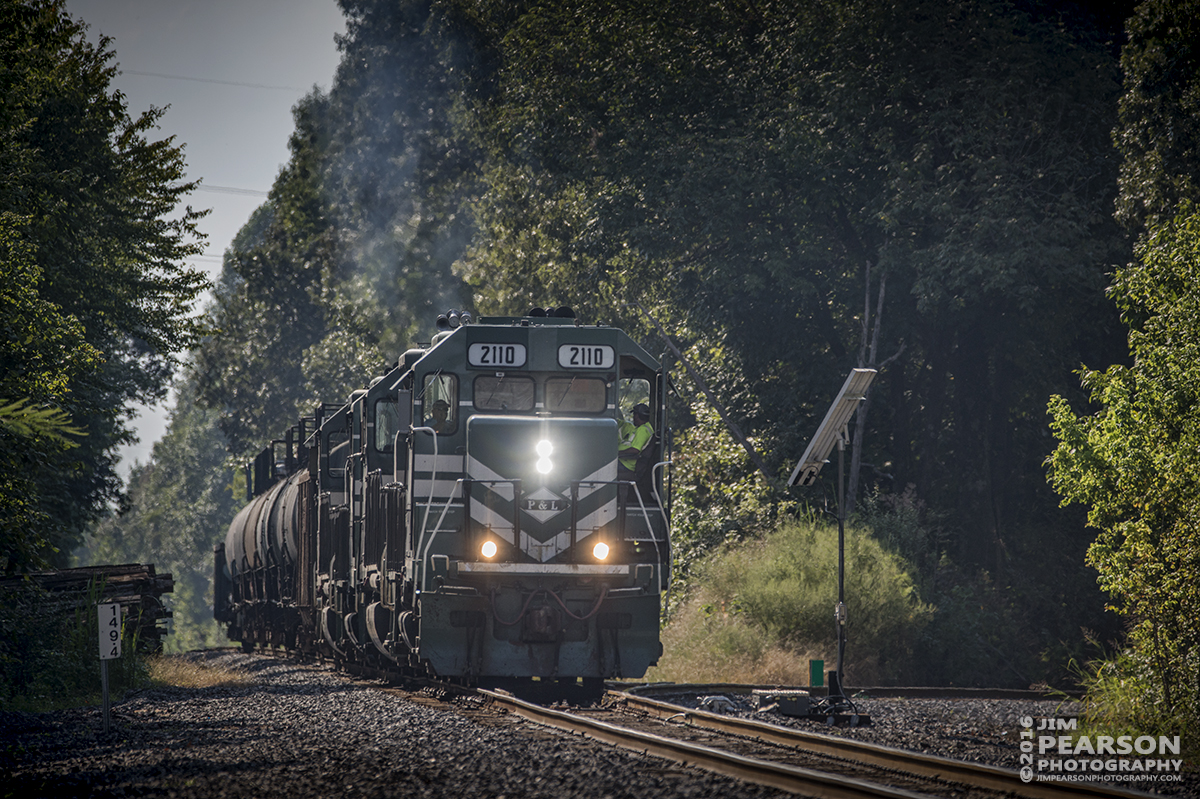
[196,184,269,197]
[124,69,307,92]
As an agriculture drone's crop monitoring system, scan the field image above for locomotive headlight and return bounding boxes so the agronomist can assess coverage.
[592,541,610,561]
[481,540,498,559]
[535,439,554,474]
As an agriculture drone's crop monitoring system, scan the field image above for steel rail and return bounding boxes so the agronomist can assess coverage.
[619,681,1081,700]
[479,688,937,799]
[610,690,1148,799]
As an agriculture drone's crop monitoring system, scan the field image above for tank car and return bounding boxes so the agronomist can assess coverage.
[215,308,671,695]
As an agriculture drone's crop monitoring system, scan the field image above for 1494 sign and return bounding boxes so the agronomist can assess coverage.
[98,602,121,660]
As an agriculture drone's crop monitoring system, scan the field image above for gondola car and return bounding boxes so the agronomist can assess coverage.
[214,307,670,695]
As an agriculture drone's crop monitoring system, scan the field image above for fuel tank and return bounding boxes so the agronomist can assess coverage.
[224,470,305,584]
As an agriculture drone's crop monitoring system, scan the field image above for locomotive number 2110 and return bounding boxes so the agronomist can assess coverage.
[558,344,614,369]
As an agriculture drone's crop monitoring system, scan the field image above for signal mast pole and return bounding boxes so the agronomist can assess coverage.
[788,368,875,701]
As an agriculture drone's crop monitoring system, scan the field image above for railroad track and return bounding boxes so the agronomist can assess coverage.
[237,650,1161,798]
[479,686,1150,799]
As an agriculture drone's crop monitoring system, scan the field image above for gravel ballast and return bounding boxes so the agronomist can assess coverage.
[661,689,1198,797]
[1,652,789,799]
[2,652,1195,798]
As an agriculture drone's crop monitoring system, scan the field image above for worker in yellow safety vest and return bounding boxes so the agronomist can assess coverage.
[618,403,653,479]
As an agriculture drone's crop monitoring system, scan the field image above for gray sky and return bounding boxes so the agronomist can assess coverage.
[65,0,347,475]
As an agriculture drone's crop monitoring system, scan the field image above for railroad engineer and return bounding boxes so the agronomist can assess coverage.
[618,403,653,478]
[427,399,451,433]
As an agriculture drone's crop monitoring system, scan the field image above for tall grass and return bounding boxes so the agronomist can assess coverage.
[0,579,150,711]
[650,516,933,685]
[1071,644,1199,759]
[147,654,251,689]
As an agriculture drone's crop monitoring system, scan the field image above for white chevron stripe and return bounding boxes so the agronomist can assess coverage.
[575,500,617,533]
[466,456,516,500]
[469,503,515,544]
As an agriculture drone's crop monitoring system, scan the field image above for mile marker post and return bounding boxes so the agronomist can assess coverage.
[97,602,121,734]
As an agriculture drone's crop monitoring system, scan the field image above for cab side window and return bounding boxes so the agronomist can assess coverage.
[375,398,400,451]
[422,374,458,434]
[618,378,651,421]
[327,430,350,477]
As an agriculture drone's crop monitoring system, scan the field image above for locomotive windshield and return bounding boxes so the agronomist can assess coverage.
[545,376,606,413]
[473,374,535,411]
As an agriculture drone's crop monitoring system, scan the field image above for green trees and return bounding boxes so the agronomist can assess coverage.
[1,2,207,571]
[1114,0,1200,231]
[195,2,478,457]
[0,213,98,572]
[76,0,1153,688]
[463,0,1126,572]
[193,94,352,455]
[1048,0,1200,737]
[1049,207,1200,735]
[83,378,236,651]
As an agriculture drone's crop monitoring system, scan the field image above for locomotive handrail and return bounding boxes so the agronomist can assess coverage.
[412,424,438,544]
[413,425,468,590]
[413,424,438,590]
[652,459,672,604]
[625,481,665,596]
[419,479,463,583]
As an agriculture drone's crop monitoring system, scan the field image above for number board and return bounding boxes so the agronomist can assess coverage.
[558,344,615,369]
[98,602,121,660]
[468,342,527,368]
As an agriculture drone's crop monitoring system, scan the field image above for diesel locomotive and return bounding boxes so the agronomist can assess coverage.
[214,308,670,695]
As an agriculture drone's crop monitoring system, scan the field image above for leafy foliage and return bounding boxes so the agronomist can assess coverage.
[82,376,238,651]
[1114,0,1200,232]
[1,2,208,569]
[193,95,345,455]
[462,0,1127,575]
[0,210,98,573]
[0,579,150,711]
[1048,205,1200,736]
[1073,644,1199,762]
[195,3,478,454]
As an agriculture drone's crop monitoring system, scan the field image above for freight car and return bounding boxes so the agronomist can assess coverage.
[214,308,670,697]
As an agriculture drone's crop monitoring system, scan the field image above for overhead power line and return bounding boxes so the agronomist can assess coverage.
[196,184,269,197]
[124,69,307,92]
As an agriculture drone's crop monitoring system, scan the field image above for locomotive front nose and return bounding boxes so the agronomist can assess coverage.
[466,415,618,563]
